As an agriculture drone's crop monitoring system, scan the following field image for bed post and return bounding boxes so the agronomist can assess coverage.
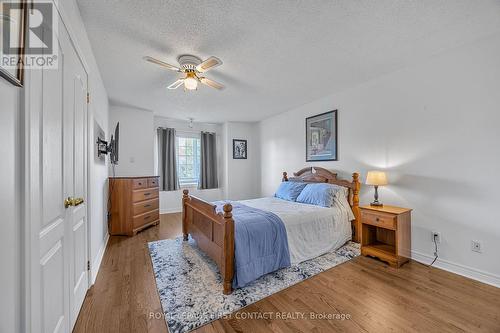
[182,189,189,241]
[282,171,288,182]
[223,203,235,295]
[351,173,361,243]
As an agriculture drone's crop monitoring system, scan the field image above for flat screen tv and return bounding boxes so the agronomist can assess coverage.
[110,122,119,164]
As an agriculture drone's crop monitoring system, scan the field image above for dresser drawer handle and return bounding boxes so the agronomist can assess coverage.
[144,215,151,220]
[143,192,151,196]
[376,218,380,222]
[144,204,151,208]
[138,182,142,186]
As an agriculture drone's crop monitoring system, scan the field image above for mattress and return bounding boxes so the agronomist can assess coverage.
[238,197,353,264]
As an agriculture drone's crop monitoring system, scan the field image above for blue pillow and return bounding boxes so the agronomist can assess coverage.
[296,183,341,207]
[274,182,308,201]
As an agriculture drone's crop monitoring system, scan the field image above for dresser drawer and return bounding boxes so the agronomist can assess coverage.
[362,211,396,230]
[133,198,159,216]
[133,209,159,229]
[132,178,148,189]
[132,188,159,202]
[148,178,159,188]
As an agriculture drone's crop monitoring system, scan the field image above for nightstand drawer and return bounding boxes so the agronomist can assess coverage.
[362,211,396,230]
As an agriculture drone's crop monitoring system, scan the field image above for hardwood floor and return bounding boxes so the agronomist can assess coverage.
[74,213,500,333]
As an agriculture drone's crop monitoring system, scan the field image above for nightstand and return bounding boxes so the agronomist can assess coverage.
[360,205,412,267]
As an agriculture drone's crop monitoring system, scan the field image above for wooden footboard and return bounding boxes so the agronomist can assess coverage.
[182,190,235,294]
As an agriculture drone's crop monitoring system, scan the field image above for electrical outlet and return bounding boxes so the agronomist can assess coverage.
[471,240,482,253]
[431,231,441,244]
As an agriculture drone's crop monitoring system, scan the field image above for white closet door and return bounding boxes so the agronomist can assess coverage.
[65,28,89,330]
[27,8,89,333]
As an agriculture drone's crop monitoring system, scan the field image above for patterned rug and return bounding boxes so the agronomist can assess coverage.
[148,238,360,333]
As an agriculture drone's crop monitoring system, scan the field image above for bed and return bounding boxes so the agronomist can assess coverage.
[181,167,361,294]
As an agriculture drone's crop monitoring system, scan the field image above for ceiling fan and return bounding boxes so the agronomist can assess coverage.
[143,54,225,91]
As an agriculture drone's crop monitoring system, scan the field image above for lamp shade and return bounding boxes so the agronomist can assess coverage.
[366,171,388,186]
[184,76,198,90]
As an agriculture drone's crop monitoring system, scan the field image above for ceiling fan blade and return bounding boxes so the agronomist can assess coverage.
[196,56,222,73]
[143,56,182,72]
[200,77,225,90]
[167,79,185,89]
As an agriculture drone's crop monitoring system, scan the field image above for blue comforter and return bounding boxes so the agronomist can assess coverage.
[214,201,291,288]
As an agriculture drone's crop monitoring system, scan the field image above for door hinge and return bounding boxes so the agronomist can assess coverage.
[87,92,90,104]
[87,260,91,271]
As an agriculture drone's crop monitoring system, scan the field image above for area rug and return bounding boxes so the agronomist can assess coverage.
[148,237,360,333]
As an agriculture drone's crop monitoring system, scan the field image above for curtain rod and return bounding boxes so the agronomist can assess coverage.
[156,127,217,135]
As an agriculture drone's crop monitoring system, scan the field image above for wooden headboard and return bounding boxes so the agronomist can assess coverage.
[282,167,361,243]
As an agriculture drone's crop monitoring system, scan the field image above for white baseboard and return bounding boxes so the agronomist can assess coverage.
[91,233,109,285]
[411,250,500,288]
[160,208,181,214]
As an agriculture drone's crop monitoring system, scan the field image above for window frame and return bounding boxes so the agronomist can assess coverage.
[175,132,201,188]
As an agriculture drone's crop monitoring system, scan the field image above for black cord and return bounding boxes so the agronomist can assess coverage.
[107,162,116,223]
[427,236,438,267]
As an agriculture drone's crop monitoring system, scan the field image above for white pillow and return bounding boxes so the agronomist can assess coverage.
[333,187,355,221]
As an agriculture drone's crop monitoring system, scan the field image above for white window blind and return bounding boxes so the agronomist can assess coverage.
[176,134,201,186]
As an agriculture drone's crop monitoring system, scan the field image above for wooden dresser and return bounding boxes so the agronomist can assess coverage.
[360,205,412,267]
[108,176,160,236]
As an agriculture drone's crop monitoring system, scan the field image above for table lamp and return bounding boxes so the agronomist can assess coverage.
[366,171,388,206]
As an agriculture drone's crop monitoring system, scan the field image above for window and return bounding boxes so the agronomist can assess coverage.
[176,135,201,186]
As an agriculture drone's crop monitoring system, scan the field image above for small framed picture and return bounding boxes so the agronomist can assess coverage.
[232,139,247,159]
[0,0,27,87]
[306,110,338,161]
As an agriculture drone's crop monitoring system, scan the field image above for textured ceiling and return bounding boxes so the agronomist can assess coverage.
[77,0,500,122]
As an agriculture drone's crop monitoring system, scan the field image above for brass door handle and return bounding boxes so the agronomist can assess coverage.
[73,197,84,206]
[64,197,72,208]
[64,197,85,208]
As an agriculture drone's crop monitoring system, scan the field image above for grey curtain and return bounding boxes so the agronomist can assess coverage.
[157,128,179,191]
[199,131,218,189]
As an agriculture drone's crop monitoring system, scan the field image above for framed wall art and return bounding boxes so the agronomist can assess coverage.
[0,0,27,87]
[232,139,247,159]
[306,110,337,161]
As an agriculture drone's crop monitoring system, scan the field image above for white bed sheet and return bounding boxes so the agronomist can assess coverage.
[238,197,353,264]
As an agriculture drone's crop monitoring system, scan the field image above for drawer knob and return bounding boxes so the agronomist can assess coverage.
[144,204,151,208]
[144,193,151,196]
[376,217,380,222]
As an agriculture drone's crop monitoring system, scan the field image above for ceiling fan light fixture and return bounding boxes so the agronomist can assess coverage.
[144,54,224,91]
[184,75,198,90]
